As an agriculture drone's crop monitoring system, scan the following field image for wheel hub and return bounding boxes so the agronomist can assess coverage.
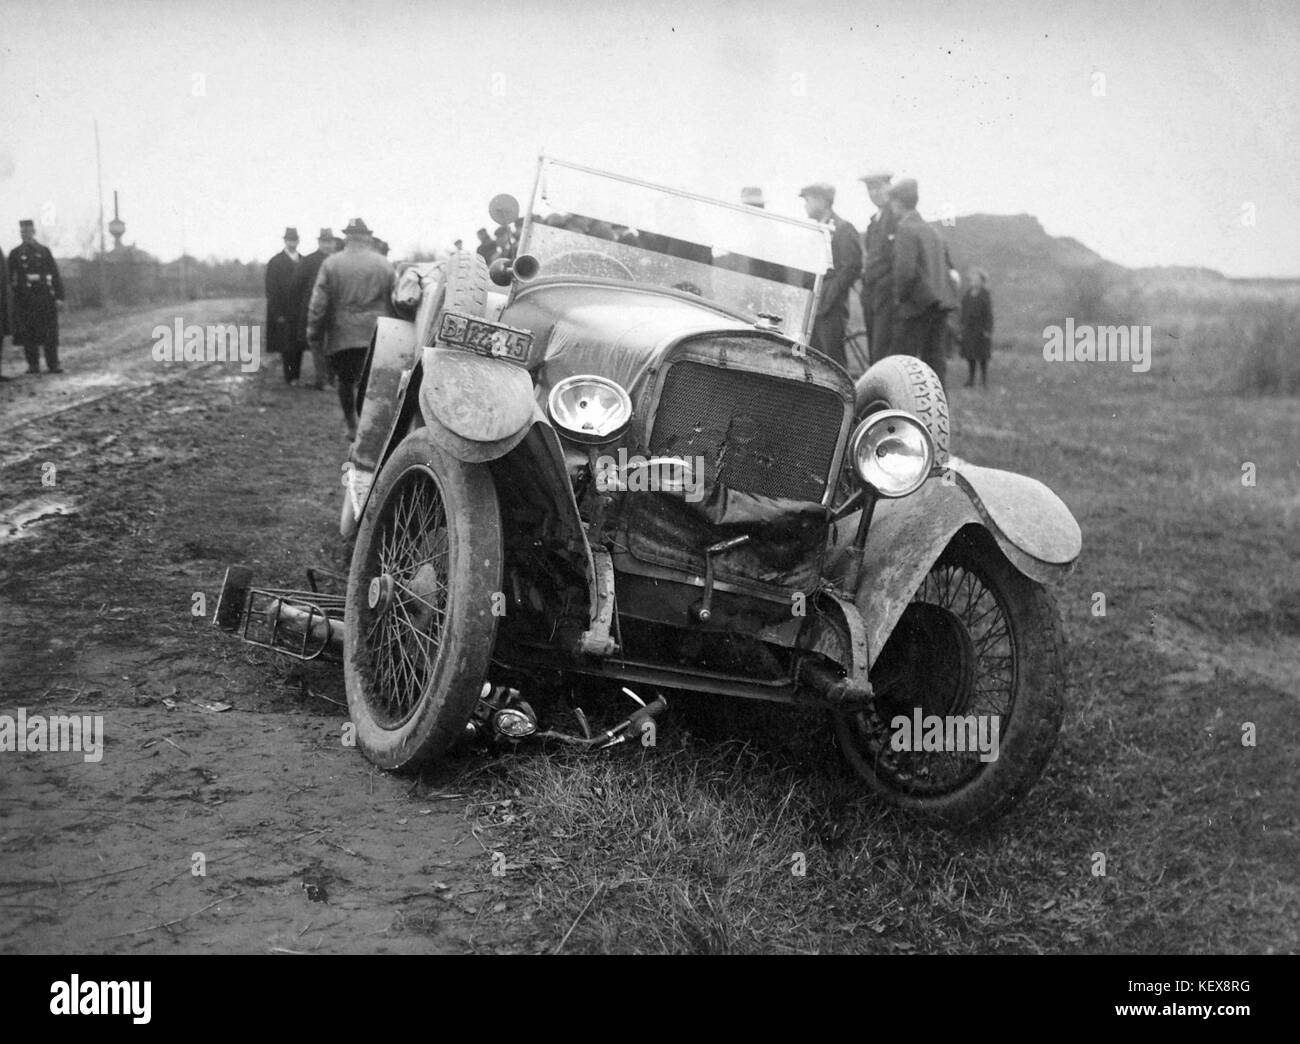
[368,573,395,613]
[876,601,976,719]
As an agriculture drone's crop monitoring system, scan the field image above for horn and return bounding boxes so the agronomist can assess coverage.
[512,254,540,281]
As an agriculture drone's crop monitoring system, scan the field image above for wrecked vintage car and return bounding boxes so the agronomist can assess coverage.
[217,157,1081,827]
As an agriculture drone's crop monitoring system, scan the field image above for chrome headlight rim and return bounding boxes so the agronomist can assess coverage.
[547,374,633,445]
[849,409,935,498]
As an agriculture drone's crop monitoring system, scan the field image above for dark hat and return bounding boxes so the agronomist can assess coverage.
[798,182,835,204]
[888,178,919,208]
[317,227,335,240]
[740,186,766,207]
[343,217,372,236]
[283,226,299,240]
[858,169,893,185]
[19,219,35,229]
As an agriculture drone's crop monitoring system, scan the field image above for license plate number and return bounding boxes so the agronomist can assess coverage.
[437,311,533,363]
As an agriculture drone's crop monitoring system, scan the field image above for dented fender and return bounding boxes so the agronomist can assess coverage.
[418,345,540,463]
[831,460,1081,668]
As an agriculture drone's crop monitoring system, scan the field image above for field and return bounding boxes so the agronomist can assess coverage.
[0,288,1296,953]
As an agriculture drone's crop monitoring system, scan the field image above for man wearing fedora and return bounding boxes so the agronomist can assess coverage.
[858,169,899,364]
[799,183,861,368]
[265,226,301,364]
[306,218,395,441]
[8,219,64,374]
[889,178,958,387]
[291,227,337,389]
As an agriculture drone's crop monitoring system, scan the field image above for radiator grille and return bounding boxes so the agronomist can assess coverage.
[649,361,844,503]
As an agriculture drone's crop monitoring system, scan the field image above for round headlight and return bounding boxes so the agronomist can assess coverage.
[849,409,934,498]
[548,375,632,444]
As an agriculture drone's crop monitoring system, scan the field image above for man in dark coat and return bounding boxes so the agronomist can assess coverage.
[264,227,301,359]
[858,170,899,363]
[290,228,336,388]
[959,267,994,387]
[800,183,861,369]
[306,218,395,441]
[0,242,9,382]
[889,179,957,388]
[8,220,64,374]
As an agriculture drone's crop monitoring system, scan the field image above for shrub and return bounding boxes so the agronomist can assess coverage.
[1235,299,1300,396]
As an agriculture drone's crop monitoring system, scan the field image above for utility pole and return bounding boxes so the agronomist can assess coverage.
[95,120,108,306]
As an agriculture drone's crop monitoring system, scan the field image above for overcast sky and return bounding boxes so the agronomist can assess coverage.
[3,0,1297,276]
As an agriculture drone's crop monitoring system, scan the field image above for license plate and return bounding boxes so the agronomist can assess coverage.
[436,311,533,364]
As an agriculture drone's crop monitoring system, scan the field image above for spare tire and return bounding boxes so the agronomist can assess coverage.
[854,355,950,465]
[414,250,490,347]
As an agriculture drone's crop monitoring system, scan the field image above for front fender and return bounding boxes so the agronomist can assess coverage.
[419,346,540,463]
[832,461,1081,668]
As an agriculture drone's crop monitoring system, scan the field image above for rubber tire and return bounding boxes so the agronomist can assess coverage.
[416,251,490,347]
[853,355,950,466]
[343,426,502,771]
[833,530,1064,828]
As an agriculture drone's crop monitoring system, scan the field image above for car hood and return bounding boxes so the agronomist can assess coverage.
[500,279,770,402]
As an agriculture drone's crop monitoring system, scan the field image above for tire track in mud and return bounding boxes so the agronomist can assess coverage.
[0,305,539,954]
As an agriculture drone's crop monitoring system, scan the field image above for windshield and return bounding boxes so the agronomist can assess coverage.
[518,158,832,339]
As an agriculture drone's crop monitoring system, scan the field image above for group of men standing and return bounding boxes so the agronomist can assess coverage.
[1,219,65,381]
[265,219,396,440]
[796,172,966,387]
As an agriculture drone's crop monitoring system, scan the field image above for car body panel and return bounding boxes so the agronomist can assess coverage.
[833,463,1080,667]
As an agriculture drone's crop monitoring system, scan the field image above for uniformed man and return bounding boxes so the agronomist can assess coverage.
[306,218,395,441]
[290,228,336,389]
[0,242,9,382]
[799,183,861,368]
[8,220,65,374]
[264,226,301,360]
[889,179,957,387]
[858,169,899,363]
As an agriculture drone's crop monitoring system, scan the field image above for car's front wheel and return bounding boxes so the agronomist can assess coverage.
[343,427,502,771]
[833,529,1064,827]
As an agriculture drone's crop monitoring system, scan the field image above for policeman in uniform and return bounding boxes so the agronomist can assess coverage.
[799,183,861,368]
[858,169,899,363]
[8,219,65,374]
[0,240,9,381]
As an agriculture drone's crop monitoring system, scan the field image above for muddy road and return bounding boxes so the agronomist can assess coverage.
[0,300,534,954]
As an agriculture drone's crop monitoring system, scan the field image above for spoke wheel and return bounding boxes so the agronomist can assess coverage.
[344,427,501,771]
[834,530,1063,827]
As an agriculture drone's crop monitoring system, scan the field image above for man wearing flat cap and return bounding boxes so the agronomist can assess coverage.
[290,227,337,388]
[799,183,861,368]
[8,219,65,374]
[858,170,899,363]
[265,226,301,362]
[888,179,958,387]
[306,218,395,441]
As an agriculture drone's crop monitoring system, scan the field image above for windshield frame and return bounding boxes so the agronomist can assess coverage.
[515,156,832,340]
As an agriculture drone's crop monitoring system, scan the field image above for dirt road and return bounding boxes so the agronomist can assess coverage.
[0,300,533,953]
